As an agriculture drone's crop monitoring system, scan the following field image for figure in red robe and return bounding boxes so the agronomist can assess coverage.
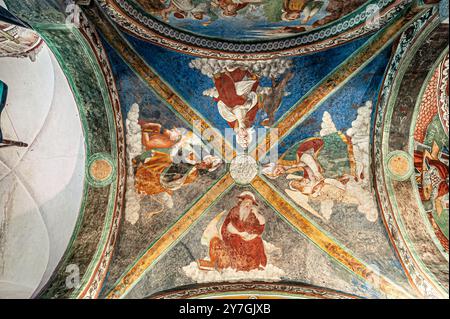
[198,192,267,272]
[205,67,261,148]
[212,68,260,128]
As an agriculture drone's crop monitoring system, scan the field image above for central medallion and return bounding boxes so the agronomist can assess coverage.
[230,155,259,185]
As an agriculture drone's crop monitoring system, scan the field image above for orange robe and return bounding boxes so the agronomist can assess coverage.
[209,205,267,271]
[135,151,197,196]
[283,0,307,13]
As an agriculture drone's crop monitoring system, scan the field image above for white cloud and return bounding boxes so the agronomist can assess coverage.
[189,58,293,80]
[183,240,284,283]
[320,111,337,137]
[183,262,285,283]
[346,101,373,189]
[124,103,143,225]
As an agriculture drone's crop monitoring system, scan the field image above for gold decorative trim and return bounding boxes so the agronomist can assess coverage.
[85,5,235,161]
[252,9,419,160]
[107,174,235,298]
[251,176,415,299]
[149,282,361,299]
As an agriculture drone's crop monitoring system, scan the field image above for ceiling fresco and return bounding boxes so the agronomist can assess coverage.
[413,52,449,251]
[0,0,448,300]
[123,32,370,133]
[96,0,413,58]
[129,0,369,40]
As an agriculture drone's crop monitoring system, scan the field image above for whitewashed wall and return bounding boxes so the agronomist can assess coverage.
[0,40,85,298]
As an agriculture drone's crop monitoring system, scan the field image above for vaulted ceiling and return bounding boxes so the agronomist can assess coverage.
[0,0,448,299]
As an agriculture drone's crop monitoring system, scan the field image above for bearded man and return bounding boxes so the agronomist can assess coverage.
[198,192,267,272]
[263,137,325,188]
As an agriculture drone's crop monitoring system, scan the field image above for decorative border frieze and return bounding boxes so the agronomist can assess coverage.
[96,0,412,59]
